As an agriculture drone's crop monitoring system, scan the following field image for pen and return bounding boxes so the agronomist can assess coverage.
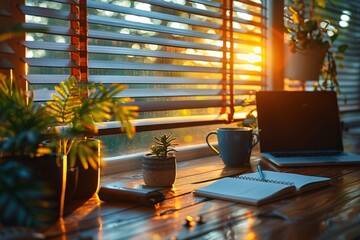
[257,165,266,181]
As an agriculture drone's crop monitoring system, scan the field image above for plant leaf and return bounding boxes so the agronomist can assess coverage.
[338,44,348,53]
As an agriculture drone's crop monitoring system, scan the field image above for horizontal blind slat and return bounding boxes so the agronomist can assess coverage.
[233,36,265,45]
[233,7,265,19]
[22,41,78,52]
[24,74,265,86]
[189,0,222,8]
[88,15,221,40]
[37,88,256,102]
[88,60,224,73]
[23,74,71,84]
[117,89,231,98]
[89,45,220,62]
[90,76,224,84]
[235,0,264,9]
[233,17,267,29]
[88,30,223,51]
[34,89,227,101]
[22,23,76,36]
[23,58,78,68]
[48,0,78,4]
[90,75,264,86]
[126,100,229,112]
[87,0,221,29]
[97,115,233,134]
[19,5,77,21]
[137,0,222,18]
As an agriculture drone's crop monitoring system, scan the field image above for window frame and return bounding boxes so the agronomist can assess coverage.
[2,0,271,173]
[4,1,358,174]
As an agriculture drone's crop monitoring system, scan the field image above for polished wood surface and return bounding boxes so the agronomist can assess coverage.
[45,134,360,239]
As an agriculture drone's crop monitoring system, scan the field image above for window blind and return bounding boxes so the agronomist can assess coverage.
[0,0,26,86]
[315,1,360,113]
[19,0,267,135]
[0,8,14,70]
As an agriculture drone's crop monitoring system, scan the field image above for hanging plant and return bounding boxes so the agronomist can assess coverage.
[284,0,348,93]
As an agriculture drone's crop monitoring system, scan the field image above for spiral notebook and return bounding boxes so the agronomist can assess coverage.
[194,171,331,205]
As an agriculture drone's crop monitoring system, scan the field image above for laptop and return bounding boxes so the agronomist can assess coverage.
[255,91,360,167]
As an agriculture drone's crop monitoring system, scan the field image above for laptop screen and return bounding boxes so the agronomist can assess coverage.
[255,91,344,153]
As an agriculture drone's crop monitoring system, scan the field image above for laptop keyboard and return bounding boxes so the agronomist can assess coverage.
[270,151,343,158]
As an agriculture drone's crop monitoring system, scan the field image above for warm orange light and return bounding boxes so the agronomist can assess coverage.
[245,231,257,240]
[239,75,250,80]
[253,46,261,54]
[183,134,193,143]
[244,215,258,240]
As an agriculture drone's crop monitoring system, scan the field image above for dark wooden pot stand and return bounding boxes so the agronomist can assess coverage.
[0,154,67,227]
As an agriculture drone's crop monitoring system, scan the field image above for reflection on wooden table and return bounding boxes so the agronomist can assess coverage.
[44,134,360,239]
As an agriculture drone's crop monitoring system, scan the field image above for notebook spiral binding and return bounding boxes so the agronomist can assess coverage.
[234,176,295,186]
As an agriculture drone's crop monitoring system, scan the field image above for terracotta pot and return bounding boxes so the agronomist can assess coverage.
[284,44,327,81]
[142,154,176,187]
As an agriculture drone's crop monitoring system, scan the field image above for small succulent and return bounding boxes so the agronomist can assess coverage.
[150,133,177,159]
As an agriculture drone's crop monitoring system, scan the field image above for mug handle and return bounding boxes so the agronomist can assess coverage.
[251,132,259,149]
[206,131,221,157]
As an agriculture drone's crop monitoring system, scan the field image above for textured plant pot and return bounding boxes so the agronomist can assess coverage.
[25,154,67,219]
[284,44,327,81]
[72,138,101,200]
[142,154,176,187]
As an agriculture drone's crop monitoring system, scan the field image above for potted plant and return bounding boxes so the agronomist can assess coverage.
[284,0,348,93]
[46,76,138,201]
[142,133,178,187]
[0,73,66,227]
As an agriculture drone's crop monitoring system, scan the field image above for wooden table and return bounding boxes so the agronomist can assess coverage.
[44,135,360,240]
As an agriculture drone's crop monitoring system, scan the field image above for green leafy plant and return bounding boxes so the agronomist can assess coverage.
[239,109,257,129]
[0,74,58,227]
[235,96,258,129]
[0,74,53,156]
[150,133,177,159]
[284,0,348,93]
[46,76,138,169]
